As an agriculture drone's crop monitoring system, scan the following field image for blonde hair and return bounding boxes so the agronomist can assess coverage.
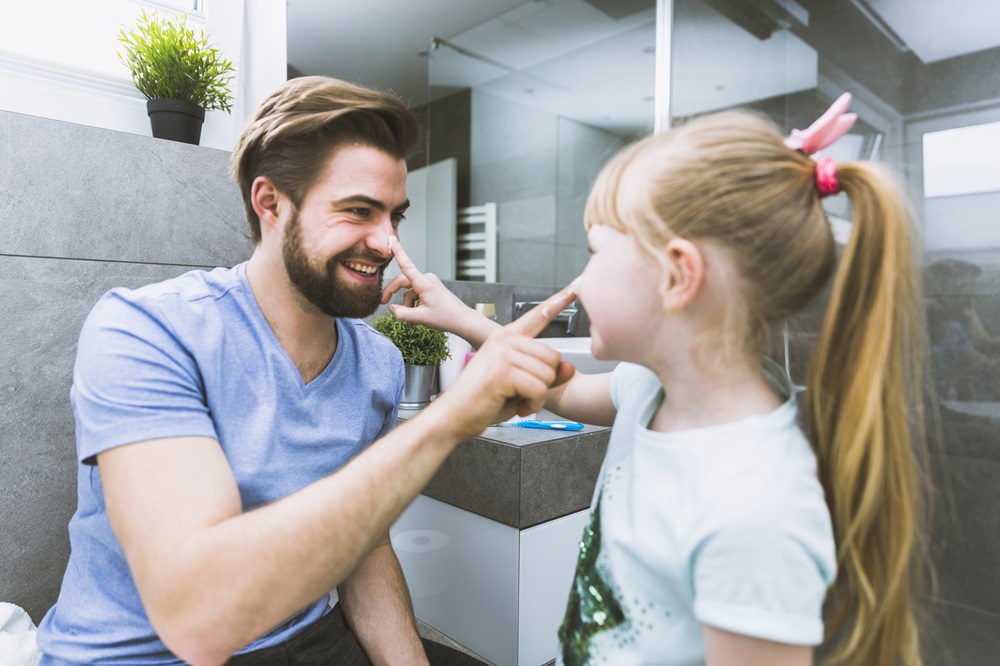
[231,76,419,242]
[586,110,930,666]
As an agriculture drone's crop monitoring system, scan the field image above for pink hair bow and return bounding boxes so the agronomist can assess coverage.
[784,93,858,155]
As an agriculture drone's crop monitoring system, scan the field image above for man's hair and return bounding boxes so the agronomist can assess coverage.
[231,76,420,243]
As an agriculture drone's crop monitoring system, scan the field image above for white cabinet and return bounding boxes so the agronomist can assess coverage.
[391,495,588,666]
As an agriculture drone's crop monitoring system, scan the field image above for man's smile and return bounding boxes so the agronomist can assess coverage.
[343,261,379,275]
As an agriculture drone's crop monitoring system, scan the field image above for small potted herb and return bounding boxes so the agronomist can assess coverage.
[374,311,452,408]
[117,10,236,145]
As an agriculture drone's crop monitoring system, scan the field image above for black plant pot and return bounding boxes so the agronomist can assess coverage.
[146,99,206,145]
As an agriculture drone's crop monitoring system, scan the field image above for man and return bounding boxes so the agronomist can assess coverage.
[36,76,576,665]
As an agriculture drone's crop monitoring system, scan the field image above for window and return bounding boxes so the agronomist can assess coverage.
[923,121,1000,198]
[133,0,204,15]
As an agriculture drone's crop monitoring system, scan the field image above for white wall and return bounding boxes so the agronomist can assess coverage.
[0,0,286,151]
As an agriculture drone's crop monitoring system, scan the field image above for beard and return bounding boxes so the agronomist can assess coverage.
[282,210,386,318]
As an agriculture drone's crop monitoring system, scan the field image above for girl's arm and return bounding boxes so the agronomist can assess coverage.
[544,371,616,427]
[382,236,617,426]
[380,237,499,348]
[703,626,812,666]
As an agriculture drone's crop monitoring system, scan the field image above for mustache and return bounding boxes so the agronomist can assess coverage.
[332,251,392,269]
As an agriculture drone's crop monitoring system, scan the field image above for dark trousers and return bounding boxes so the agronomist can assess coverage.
[224,604,484,665]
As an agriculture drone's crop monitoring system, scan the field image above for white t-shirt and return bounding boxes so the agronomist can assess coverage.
[557,362,837,666]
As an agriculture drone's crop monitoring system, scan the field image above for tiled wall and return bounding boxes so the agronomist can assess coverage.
[922,256,1000,665]
[468,89,630,287]
[0,110,254,623]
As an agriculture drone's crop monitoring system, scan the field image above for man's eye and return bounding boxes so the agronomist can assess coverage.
[348,208,370,218]
[391,212,407,225]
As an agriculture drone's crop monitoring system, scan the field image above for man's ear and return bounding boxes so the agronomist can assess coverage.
[250,176,285,233]
[660,238,705,311]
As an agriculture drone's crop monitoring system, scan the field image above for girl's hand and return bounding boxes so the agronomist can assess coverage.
[380,236,499,347]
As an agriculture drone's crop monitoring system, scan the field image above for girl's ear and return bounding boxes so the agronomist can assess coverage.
[250,176,285,233]
[661,238,705,311]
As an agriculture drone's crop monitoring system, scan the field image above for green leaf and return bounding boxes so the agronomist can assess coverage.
[374,311,452,366]
[117,10,236,113]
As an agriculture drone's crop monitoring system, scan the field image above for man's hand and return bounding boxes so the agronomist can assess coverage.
[381,236,499,348]
[423,285,578,441]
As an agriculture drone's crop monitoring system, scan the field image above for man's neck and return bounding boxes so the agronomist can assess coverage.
[246,251,338,384]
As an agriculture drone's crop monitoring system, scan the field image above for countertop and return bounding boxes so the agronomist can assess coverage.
[398,407,610,529]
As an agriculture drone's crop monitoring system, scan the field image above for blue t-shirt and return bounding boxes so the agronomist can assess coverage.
[37,262,404,665]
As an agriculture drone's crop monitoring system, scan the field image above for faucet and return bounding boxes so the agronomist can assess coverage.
[565,303,590,337]
[513,298,589,336]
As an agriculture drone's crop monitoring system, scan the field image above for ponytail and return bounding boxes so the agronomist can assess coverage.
[806,162,930,665]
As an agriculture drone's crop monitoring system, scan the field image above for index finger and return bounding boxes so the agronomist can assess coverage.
[388,235,424,284]
[506,281,580,338]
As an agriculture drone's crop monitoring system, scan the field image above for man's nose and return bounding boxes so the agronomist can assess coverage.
[364,214,395,257]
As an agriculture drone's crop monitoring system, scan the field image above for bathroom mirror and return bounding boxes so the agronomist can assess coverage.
[416,0,658,286]
[288,0,1000,291]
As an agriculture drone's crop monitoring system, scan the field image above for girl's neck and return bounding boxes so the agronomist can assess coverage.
[646,353,783,434]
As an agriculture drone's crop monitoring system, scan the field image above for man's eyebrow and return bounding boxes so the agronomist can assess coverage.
[332,195,410,212]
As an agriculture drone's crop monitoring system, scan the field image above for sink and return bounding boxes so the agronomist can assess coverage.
[537,337,620,375]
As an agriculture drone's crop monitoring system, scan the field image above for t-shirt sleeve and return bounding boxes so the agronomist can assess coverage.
[72,290,218,464]
[610,362,651,410]
[691,519,835,646]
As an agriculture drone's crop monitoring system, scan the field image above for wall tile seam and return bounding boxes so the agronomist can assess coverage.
[0,253,222,270]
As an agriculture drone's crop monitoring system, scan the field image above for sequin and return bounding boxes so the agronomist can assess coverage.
[557,494,626,665]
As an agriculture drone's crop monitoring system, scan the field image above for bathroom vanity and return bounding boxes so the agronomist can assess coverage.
[390,409,610,666]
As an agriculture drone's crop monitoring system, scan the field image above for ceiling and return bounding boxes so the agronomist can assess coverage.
[286,0,1000,124]
[863,0,1000,64]
[286,0,526,106]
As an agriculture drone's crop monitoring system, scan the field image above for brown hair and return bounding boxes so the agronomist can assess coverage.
[231,76,420,243]
[586,111,930,665]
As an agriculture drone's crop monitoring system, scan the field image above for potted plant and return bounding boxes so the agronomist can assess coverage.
[117,10,236,145]
[374,311,452,408]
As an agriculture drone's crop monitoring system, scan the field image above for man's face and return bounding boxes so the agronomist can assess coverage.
[281,144,409,318]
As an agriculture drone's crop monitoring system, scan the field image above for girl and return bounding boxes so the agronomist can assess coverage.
[383,93,929,666]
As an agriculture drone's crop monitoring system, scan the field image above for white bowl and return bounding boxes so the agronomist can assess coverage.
[537,337,620,374]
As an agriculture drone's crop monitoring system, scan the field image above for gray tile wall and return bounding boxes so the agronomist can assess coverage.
[554,116,630,284]
[0,110,254,623]
[468,89,631,287]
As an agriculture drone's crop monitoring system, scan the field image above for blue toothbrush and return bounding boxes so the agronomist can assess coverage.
[495,420,584,431]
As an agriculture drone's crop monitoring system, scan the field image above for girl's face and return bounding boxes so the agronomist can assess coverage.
[578,224,665,363]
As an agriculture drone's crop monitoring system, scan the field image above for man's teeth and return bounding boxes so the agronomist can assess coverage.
[345,261,378,275]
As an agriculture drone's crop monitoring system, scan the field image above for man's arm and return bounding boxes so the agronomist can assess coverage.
[101,417,452,666]
[383,237,617,425]
[100,285,579,666]
[337,535,427,666]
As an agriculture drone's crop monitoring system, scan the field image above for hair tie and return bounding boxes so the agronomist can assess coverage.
[815,155,840,197]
